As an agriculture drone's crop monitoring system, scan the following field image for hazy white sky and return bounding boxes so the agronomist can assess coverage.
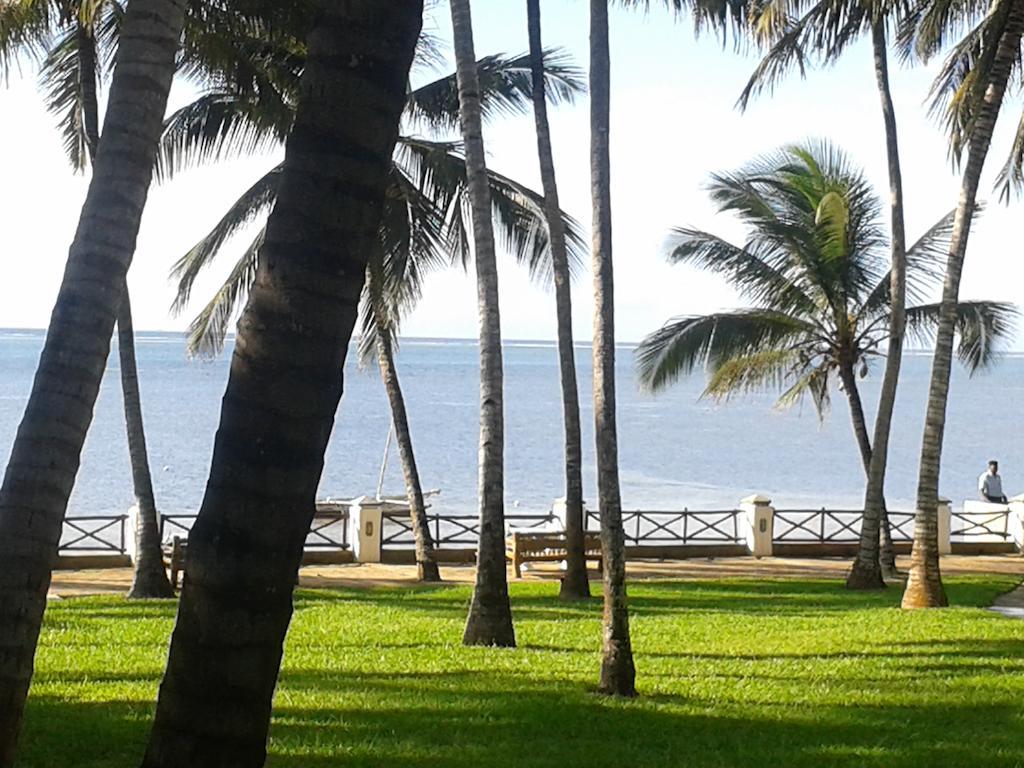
[0,1,1020,346]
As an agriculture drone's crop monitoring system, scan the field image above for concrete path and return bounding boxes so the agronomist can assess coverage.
[990,582,1024,619]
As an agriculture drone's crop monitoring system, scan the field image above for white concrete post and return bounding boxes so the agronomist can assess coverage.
[349,497,383,563]
[937,498,952,555]
[1008,498,1024,552]
[126,504,139,564]
[551,497,591,531]
[740,495,774,558]
[552,497,567,529]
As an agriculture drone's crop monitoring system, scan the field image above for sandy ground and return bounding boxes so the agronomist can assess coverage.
[47,554,1023,599]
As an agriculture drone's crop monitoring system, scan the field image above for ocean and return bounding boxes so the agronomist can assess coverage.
[1,329,1021,518]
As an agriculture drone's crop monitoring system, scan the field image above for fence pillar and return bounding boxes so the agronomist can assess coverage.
[1009,499,1024,552]
[740,495,774,558]
[552,497,590,530]
[349,497,383,563]
[937,498,952,556]
[126,504,139,564]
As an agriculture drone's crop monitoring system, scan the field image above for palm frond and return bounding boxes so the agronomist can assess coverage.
[405,48,586,132]
[156,91,288,181]
[184,229,262,357]
[38,23,92,172]
[860,208,958,316]
[664,227,818,316]
[636,309,814,392]
[0,0,59,79]
[170,163,281,313]
[904,300,1019,372]
[994,109,1024,202]
[703,348,803,399]
[775,362,832,419]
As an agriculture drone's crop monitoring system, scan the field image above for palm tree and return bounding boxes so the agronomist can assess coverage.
[141,3,424,763]
[898,0,1024,609]
[636,143,1016,518]
[740,0,911,586]
[527,0,589,600]
[2,1,174,598]
[0,0,187,761]
[591,0,637,697]
[164,50,587,585]
[449,0,515,648]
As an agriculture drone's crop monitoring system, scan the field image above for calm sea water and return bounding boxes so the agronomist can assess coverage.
[0,329,1021,518]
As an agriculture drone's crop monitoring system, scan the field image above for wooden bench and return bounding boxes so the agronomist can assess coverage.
[162,536,187,591]
[505,530,603,578]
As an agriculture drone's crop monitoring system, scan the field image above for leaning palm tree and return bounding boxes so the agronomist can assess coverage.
[741,0,911,586]
[527,0,589,600]
[2,0,173,598]
[897,0,1024,609]
[449,0,516,647]
[636,143,1016,518]
[142,4,425,763]
[0,0,188,761]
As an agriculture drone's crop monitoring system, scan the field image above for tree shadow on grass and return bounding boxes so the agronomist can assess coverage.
[21,666,1020,768]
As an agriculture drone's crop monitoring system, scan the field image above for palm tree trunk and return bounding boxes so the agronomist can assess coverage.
[591,0,636,697]
[375,325,441,582]
[903,0,1024,610]
[849,22,907,590]
[450,0,516,648]
[526,0,589,601]
[119,294,174,599]
[77,16,172,601]
[0,2,185,762]
[140,5,423,765]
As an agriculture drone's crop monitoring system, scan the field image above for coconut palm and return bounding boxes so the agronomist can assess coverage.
[897,0,1024,609]
[636,143,1016,511]
[0,0,174,598]
[448,0,516,647]
[141,4,424,763]
[741,0,911,586]
[0,0,187,761]
[527,0,589,600]
[165,47,587,586]
[591,0,636,697]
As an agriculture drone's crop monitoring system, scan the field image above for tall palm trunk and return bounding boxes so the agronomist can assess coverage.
[119,295,174,598]
[839,360,896,578]
[849,21,907,590]
[141,4,423,764]
[78,18,172,600]
[526,0,589,600]
[0,2,185,763]
[374,318,441,582]
[450,0,516,648]
[903,0,1024,610]
[591,0,636,697]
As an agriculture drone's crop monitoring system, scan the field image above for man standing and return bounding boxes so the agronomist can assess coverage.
[979,460,1009,504]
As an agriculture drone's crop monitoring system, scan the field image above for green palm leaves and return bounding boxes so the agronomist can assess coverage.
[636,141,1017,416]
[168,45,588,359]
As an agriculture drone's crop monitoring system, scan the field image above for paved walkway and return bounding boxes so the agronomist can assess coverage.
[991,581,1024,619]
[47,554,1023,599]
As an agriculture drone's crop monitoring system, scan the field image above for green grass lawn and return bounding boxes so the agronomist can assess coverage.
[19,576,1024,767]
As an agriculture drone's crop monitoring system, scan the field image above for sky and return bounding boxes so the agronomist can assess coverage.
[0,1,1021,347]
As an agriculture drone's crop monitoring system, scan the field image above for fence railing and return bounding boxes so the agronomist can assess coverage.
[773,508,916,543]
[951,509,1011,540]
[585,509,745,546]
[158,509,350,551]
[380,511,559,549]
[59,515,128,555]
